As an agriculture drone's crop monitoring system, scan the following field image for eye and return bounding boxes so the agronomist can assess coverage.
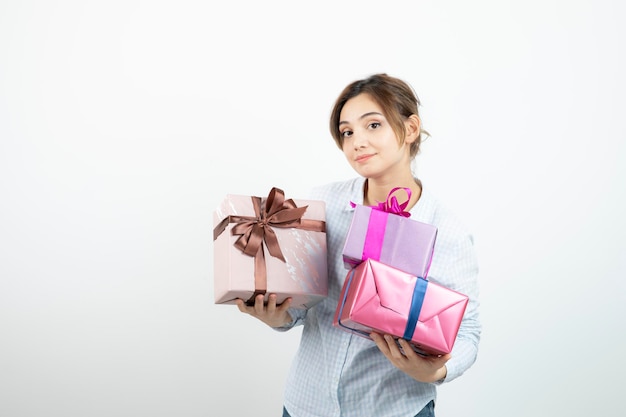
[368,122,381,130]
[340,130,353,139]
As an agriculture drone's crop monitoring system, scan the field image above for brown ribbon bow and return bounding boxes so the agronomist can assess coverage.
[213,187,326,305]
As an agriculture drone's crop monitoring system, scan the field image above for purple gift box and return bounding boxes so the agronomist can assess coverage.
[342,187,437,278]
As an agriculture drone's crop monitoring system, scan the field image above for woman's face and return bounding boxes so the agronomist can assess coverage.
[339,93,411,180]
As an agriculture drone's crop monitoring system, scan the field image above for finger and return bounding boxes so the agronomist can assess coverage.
[235,299,249,314]
[431,353,451,365]
[277,297,292,312]
[384,335,404,359]
[370,332,390,355]
[253,294,266,315]
[397,338,417,359]
[266,294,278,315]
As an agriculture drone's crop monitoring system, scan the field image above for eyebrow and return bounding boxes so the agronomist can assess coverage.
[339,111,384,126]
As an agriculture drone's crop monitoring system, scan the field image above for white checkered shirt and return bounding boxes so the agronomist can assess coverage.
[278,177,481,417]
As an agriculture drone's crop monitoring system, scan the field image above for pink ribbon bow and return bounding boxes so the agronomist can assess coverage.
[351,187,412,217]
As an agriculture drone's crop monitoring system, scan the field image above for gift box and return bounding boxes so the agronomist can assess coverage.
[213,187,328,309]
[333,258,468,356]
[342,187,438,278]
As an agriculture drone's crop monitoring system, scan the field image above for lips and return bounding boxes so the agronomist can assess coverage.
[355,153,375,163]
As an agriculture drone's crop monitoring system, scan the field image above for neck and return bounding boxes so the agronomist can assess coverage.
[363,178,422,210]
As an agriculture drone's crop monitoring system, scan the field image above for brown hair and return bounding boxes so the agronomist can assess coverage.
[329,73,429,159]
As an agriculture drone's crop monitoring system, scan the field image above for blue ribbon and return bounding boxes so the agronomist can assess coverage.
[403,277,428,340]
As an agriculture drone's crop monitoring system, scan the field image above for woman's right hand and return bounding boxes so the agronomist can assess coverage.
[235,293,293,328]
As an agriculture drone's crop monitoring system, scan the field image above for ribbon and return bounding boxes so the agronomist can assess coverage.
[213,187,326,305]
[362,209,388,261]
[349,187,412,217]
[373,187,412,217]
[349,187,413,262]
[403,277,428,340]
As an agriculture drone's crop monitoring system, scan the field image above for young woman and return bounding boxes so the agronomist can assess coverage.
[236,73,481,417]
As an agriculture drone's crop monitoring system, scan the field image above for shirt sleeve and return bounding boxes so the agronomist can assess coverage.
[439,231,481,382]
[272,307,308,332]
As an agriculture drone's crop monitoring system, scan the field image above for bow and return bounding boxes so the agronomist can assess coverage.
[351,187,412,217]
[231,187,309,262]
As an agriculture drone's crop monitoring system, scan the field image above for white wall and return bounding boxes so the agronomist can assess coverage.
[1,1,624,416]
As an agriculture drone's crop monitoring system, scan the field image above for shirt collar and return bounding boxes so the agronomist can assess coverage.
[343,177,367,212]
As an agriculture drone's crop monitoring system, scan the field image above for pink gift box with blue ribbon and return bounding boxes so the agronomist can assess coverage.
[333,258,468,356]
[342,187,438,278]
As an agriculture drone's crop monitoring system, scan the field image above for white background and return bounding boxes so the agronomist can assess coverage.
[1,1,625,416]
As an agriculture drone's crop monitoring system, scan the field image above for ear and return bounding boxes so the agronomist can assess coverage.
[404,114,421,144]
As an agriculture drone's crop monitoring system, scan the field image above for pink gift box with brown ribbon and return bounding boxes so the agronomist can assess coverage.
[212,187,328,309]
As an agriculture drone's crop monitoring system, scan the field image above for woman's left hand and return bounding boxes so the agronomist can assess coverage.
[370,332,450,383]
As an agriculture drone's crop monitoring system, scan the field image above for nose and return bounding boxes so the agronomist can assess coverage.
[352,132,367,150]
